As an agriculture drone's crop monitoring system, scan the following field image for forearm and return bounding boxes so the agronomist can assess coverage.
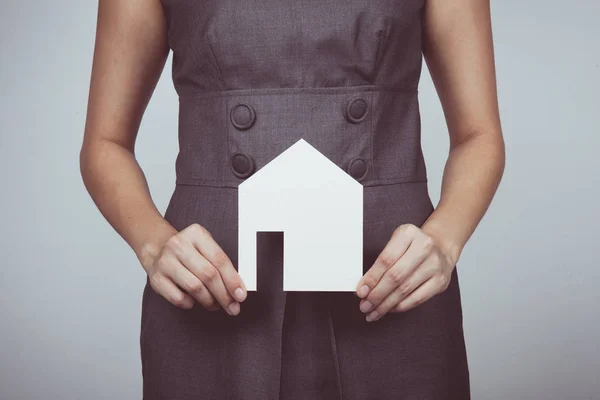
[79,139,177,271]
[421,131,505,265]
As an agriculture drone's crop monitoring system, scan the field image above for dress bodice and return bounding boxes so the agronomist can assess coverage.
[161,0,425,96]
[159,0,429,190]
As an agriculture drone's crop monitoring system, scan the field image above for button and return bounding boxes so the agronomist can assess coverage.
[344,97,368,123]
[230,152,255,178]
[347,157,368,180]
[230,103,256,130]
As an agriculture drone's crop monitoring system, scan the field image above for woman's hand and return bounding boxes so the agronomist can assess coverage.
[353,0,506,322]
[355,223,456,322]
[78,1,251,314]
[144,223,247,315]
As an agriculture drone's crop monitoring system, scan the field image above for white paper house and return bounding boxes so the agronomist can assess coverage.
[238,138,363,292]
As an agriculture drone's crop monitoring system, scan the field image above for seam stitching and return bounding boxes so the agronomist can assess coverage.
[174,177,428,188]
[180,84,418,102]
[327,301,344,400]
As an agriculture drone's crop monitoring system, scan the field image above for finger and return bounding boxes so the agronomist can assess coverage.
[185,224,247,303]
[162,239,221,309]
[356,224,416,299]
[360,238,430,313]
[364,264,434,322]
[391,276,440,313]
[165,257,220,310]
[190,254,240,315]
[149,273,195,309]
[164,229,240,315]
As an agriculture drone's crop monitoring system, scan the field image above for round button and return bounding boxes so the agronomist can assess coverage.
[347,157,368,180]
[230,103,256,130]
[344,97,368,123]
[230,152,255,178]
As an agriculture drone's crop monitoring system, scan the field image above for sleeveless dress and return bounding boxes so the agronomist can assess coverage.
[140,1,471,399]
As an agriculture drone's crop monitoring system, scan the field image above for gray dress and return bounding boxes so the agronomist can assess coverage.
[140,0,471,399]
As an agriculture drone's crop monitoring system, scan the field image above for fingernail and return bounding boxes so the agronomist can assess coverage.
[358,285,370,298]
[360,300,373,313]
[228,302,240,315]
[366,310,379,322]
[234,287,246,302]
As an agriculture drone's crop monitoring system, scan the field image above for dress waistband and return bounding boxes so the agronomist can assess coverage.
[174,85,427,188]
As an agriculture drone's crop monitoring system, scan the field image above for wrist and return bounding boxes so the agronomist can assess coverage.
[137,241,162,273]
[134,222,178,273]
[421,221,464,266]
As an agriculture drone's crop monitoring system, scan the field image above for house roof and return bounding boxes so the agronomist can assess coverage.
[239,138,362,190]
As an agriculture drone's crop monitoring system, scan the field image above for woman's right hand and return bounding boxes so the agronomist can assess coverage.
[144,223,247,315]
[79,0,247,316]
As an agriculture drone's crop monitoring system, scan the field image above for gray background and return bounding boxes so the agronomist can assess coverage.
[1,1,598,399]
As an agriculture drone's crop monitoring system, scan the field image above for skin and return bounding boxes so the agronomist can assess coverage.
[356,0,505,321]
[80,0,504,319]
[80,0,247,315]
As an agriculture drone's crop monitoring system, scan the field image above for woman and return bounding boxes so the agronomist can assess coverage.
[80,0,504,398]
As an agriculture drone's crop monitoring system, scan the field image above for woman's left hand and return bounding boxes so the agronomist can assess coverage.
[356,223,457,322]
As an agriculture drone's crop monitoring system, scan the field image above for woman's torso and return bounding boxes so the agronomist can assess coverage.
[140,1,470,399]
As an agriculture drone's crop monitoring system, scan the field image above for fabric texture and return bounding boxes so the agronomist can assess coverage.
[140,0,471,399]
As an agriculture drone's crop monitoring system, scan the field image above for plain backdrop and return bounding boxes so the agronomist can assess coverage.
[1,1,598,399]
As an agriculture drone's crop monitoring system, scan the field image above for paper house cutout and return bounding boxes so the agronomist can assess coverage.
[238,139,363,292]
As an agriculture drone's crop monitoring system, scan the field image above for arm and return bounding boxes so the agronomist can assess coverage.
[80,0,247,314]
[355,0,505,321]
[80,0,173,271]
[420,0,505,263]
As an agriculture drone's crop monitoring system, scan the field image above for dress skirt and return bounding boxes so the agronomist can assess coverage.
[140,182,470,400]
